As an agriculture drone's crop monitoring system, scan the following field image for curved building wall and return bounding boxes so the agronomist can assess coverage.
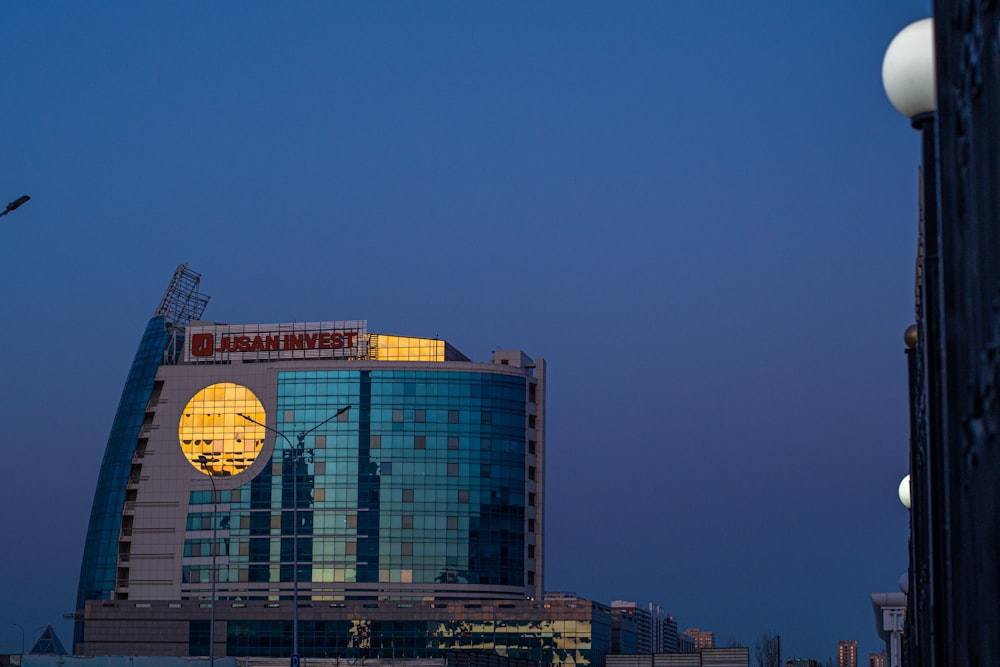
[75,316,171,640]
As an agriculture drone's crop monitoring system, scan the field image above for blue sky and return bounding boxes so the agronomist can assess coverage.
[1,1,930,662]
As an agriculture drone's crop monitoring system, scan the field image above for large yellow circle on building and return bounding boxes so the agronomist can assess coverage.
[179,382,267,476]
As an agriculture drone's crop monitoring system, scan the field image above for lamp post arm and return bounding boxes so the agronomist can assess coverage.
[0,195,30,217]
[299,405,352,438]
[237,413,295,451]
[11,623,24,655]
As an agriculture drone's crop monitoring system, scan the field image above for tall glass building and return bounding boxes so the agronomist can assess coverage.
[72,266,588,663]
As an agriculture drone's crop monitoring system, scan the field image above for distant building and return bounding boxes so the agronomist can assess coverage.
[677,633,696,654]
[17,658,535,667]
[871,593,905,667]
[697,649,748,667]
[785,660,821,667]
[838,640,857,667]
[611,601,673,654]
[662,616,680,653]
[611,603,641,655]
[683,629,715,651]
[867,653,886,667]
[606,647,748,667]
[647,602,670,653]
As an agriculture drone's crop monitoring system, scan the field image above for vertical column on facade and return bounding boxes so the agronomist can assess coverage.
[529,359,545,599]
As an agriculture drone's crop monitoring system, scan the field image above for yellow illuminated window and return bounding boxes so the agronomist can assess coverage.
[371,334,445,361]
[178,382,266,477]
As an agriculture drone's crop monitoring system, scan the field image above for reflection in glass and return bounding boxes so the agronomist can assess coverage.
[179,382,266,476]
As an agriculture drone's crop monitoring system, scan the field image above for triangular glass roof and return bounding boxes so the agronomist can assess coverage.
[29,625,67,655]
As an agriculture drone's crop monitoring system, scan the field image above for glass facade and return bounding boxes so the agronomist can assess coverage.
[221,616,608,666]
[85,598,606,667]
[75,316,172,643]
[180,369,527,599]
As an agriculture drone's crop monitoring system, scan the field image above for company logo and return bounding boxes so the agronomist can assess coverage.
[189,330,361,357]
[191,333,215,357]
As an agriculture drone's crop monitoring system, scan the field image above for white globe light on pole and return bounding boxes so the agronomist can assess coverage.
[882,18,936,121]
[882,20,934,667]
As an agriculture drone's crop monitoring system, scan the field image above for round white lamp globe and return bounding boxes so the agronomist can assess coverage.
[899,474,912,509]
[882,18,936,119]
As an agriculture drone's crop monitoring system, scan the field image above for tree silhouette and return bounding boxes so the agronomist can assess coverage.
[754,631,781,667]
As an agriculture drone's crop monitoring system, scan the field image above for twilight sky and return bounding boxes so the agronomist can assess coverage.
[1,1,930,662]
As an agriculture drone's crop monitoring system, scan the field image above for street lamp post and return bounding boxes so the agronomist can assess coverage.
[239,404,351,664]
[9,625,43,661]
[882,17,937,667]
[11,623,24,657]
[197,455,218,667]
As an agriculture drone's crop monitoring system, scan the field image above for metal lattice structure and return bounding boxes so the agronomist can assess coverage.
[155,263,210,326]
[154,263,210,365]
